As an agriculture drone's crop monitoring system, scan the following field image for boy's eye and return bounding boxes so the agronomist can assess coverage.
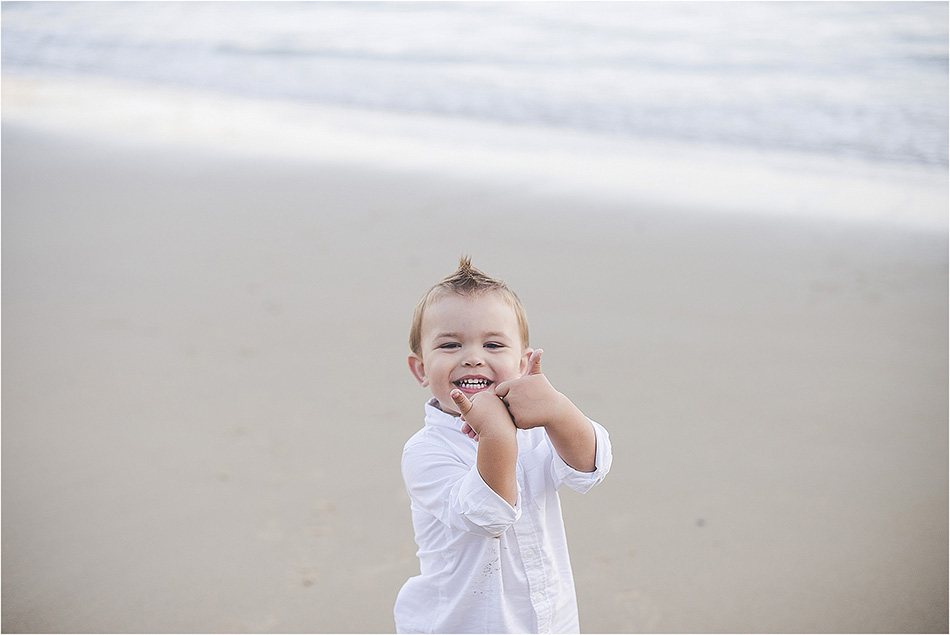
[484,342,504,349]
[438,343,460,349]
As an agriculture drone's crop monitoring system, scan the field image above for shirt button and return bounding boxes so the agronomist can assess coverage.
[525,548,535,558]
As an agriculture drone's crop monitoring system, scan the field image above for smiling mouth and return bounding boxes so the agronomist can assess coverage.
[454,377,493,393]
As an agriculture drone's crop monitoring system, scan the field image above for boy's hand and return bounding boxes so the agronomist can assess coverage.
[494,349,568,430]
[497,349,597,472]
[452,389,515,442]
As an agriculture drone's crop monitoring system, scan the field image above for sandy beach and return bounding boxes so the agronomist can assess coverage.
[2,76,947,633]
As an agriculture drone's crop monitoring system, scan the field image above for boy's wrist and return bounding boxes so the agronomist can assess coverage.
[544,393,587,432]
[473,415,517,440]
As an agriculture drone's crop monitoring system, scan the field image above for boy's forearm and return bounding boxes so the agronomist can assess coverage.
[545,396,597,472]
[476,422,519,507]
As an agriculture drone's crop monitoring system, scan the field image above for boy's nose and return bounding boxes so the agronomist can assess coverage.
[462,356,484,367]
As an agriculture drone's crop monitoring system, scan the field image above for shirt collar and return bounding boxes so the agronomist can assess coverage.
[424,397,463,430]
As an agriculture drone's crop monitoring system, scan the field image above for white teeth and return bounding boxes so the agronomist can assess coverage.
[456,379,490,388]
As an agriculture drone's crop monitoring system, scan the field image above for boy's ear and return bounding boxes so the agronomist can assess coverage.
[519,348,535,377]
[408,354,429,387]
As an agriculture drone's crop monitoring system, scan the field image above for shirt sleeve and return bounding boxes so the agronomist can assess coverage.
[550,419,612,493]
[402,436,522,538]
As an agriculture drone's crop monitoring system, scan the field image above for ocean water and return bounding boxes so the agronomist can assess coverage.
[2,1,948,168]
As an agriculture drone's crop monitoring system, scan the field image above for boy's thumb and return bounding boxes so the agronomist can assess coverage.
[451,389,472,413]
[528,348,543,375]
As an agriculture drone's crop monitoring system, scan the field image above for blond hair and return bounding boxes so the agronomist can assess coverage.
[409,256,529,356]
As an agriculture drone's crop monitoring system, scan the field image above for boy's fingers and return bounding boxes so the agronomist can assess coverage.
[451,389,472,414]
[528,348,543,375]
[496,349,544,399]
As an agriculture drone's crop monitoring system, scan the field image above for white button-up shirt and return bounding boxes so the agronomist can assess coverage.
[395,399,612,634]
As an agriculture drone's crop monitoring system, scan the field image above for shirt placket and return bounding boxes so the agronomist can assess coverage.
[513,463,554,633]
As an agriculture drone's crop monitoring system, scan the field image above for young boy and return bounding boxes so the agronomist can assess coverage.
[395,257,612,634]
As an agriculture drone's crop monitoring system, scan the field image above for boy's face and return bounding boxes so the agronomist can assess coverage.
[409,292,531,416]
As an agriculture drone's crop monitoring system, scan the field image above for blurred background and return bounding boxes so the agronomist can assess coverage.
[2,2,947,633]
[3,2,948,166]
